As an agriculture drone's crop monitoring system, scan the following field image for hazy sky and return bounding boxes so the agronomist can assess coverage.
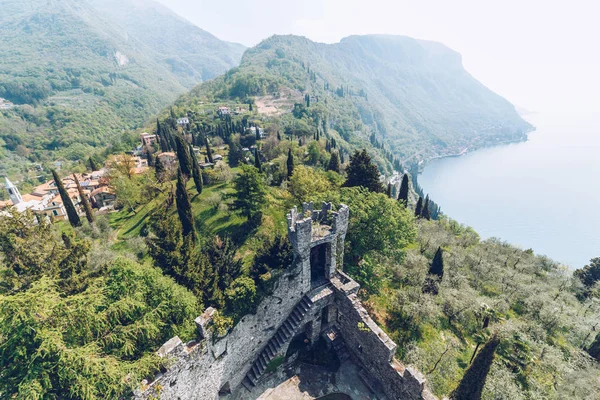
[156,0,600,115]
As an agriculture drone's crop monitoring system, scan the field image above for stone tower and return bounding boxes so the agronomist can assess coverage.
[287,202,349,291]
[5,177,23,204]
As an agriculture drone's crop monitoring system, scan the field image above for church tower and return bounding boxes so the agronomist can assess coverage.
[5,177,23,204]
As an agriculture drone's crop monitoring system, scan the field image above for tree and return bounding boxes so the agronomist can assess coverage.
[386,183,392,198]
[340,187,416,264]
[231,164,266,220]
[0,258,199,400]
[228,140,244,168]
[175,134,192,177]
[52,169,81,227]
[225,276,257,317]
[286,148,294,179]
[451,335,500,400]
[415,196,424,217]
[344,149,384,193]
[176,168,195,240]
[423,247,444,295]
[252,234,294,282]
[189,145,203,195]
[254,149,262,172]
[398,173,410,206]
[73,174,94,223]
[206,236,242,291]
[307,141,321,165]
[88,157,99,172]
[277,131,282,141]
[0,208,90,294]
[422,195,431,220]
[429,247,444,278]
[289,165,331,204]
[154,154,166,180]
[205,137,214,164]
[327,151,340,173]
[574,257,600,298]
[106,154,136,180]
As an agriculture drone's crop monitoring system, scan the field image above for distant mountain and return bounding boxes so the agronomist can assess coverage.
[89,0,245,88]
[184,34,532,163]
[0,0,243,179]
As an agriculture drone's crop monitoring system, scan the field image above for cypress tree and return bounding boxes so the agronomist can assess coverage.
[254,149,262,172]
[189,145,203,195]
[398,173,410,206]
[88,157,99,172]
[228,140,243,168]
[277,131,282,141]
[451,335,500,400]
[73,174,94,223]
[423,246,444,295]
[255,126,261,141]
[287,148,294,179]
[205,137,214,164]
[175,168,195,241]
[175,134,193,177]
[339,150,345,164]
[422,195,432,220]
[429,247,444,279]
[52,169,81,227]
[327,151,340,173]
[386,183,392,198]
[154,155,166,180]
[147,152,155,167]
[316,129,320,141]
[415,196,424,217]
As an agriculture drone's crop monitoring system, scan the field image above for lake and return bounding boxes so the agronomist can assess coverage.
[419,112,600,269]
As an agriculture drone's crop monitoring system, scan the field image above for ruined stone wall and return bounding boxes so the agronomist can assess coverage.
[135,263,308,400]
[331,276,434,400]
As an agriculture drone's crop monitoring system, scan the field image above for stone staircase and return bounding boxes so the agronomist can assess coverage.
[242,295,314,388]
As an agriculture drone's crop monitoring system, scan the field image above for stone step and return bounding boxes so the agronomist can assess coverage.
[262,351,271,364]
[284,320,294,332]
[258,356,267,371]
[251,364,260,379]
[242,377,254,390]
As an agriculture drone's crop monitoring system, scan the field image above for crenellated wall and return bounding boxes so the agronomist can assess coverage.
[134,203,434,400]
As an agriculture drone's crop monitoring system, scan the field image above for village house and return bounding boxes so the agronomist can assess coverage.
[157,152,177,168]
[248,126,267,139]
[91,186,116,209]
[0,97,14,110]
[1,170,109,221]
[176,117,189,126]
[140,132,157,147]
[217,106,231,116]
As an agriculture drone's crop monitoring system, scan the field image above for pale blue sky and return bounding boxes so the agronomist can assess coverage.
[156,0,600,115]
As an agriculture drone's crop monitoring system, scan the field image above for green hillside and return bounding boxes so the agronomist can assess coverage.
[89,0,245,88]
[184,34,532,165]
[0,0,243,184]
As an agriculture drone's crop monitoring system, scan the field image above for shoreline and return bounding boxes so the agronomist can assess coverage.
[417,126,537,173]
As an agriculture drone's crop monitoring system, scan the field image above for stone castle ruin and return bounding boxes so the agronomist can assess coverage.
[136,202,435,400]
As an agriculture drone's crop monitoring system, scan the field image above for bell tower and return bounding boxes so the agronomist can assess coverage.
[5,177,23,205]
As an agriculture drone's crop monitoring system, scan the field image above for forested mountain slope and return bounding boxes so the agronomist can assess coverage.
[0,0,243,182]
[185,34,531,164]
[89,0,245,88]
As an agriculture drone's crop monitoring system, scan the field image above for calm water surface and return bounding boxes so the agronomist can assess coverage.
[419,112,600,268]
